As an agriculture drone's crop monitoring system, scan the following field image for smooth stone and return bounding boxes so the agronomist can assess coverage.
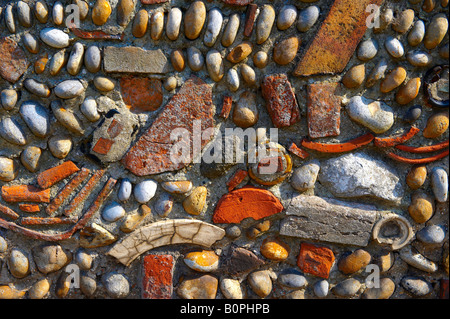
[49,49,67,76]
[423,113,449,139]
[75,0,90,20]
[423,0,437,11]
[204,8,223,47]
[150,11,164,41]
[333,278,361,297]
[342,64,365,88]
[396,77,421,105]
[67,42,85,76]
[227,42,253,64]
[248,271,272,298]
[34,0,49,23]
[178,275,218,299]
[23,78,51,98]
[103,272,130,299]
[154,194,173,217]
[164,77,177,91]
[407,51,433,67]
[34,55,49,74]
[278,269,307,289]
[220,278,244,299]
[392,9,414,33]
[8,249,30,279]
[118,178,133,202]
[338,249,371,274]
[346,96,394,134]
[277,5,297,30]
[378,251,394,273]
[56,273,72,297]
[226,68,240,92]
[183,186,207,216]
[84,46,102,73]
[93,76,115,92]
[19,100,50,138]
[380,67,406,93]
[28,279,50,299]
[297,5,319,32]
[80,97,100,122]
[385,36,404,58]
[206,50,224,82]
[92,0,112,26]
[120,204,151,233]
[166,7,182,41]
[374,8,394,33]
[17,1,32,27]
[417,225,446,245]
[132,9,149,38]
[51,101,84,135]
[32,244,70,274]
[408,20,425,46]
[52,1,64,25]
[400,246,438,273]
[240,64,256,86]
[408,191,434,224]
[23,33,40,54]
[222,13,240,47]
[0,157,19,182]
[134,180,157,203]
[233,91,258,128]
[273,37,299,65]
[186,47,204,72]
[80,275,97,297]
[401,276,432,297]
[256,5,275,44]
[0,286,25,299]
[260,237,290,261]
[170,49,186,72]
[314,280,329,298]
[40,28,69,48]
[431,167,448,202]
[290,160,320,192]
[0,236,7,253]
[117,0,135,27]
[5,4,15,33]
[48,135,72,159]
[54,80,85,99]
[366,58,388,88]
[357,39,378,61]
[0,118,27,146]
[1,89,18,111]
[406,165,427,190]
[226,225,241,239]
[184,1,206,40]
[21,146,41,173]
[362,278,395,299]
[424,14,448,50]
[102,202,126,222]
[75,250,93,271]
[253,51,268,69]
[403,105,422,123]
[184,250,219,272]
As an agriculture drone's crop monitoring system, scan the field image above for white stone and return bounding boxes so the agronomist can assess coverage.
[431,167,448,203]
[102,202,126,222]
[134,180,157,203]
[226,68,240,92]
[118,178,133,202]
[346,96,394,134]
[206,50,224,82]
[166,7,182,41]
[54,80,85,99]
[80,97,100,122]
[385,36,404,58]
[222,13,240,47]
[204,8,223,47]
[277,5,297,30]
[40,28,70,48]
[19,100,50,138]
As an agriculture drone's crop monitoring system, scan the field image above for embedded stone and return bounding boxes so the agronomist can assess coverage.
[273,37,299,65]
[7,249,30,279]
[184,250,219,272]
[20,146,41,173]
[102,202,126,222]
[4,5,15,33]
[384,36,404,58]
[417,225,446,245]
[342,64,365,88]
[297,5,319,32]
[35,0,49,23]
[154,194,173,217]
[380,67,406,93]
[206,50,224,82]
[183,186,207,216]
[338,249,371,275]
[226,68,240,92]
[406,51,433,67]
[401,276,432,297]
[314,280,329,298]
[177,275,218,299]
[0,118,27,146]
[333,278,361,297]
[431,167,448,203]
[366,58,388,88]
[396,78,421,105]
[28,279,50,299]
[0,286,25,299]
[346,96,394,134]
[94,76,115,92]
[233,91,259,128]
[222,13,240,47]
[166,7,182,41]
[403,105,422,123]
[75,250,93,271]
[120,204,151,233]
[424,14,448,50]
[240,64,256,86]
[170,49,186,72]
[0,38,29,83]
[54,80,85,99]
[357,38,378,61]
[408,191,434,224]
[260,237,290,261]
[132,9,149,38]
[220,278,244,299]
[227,42,253,64]
[117,0,136,27]
[1,89,18,111]
[278,269,307,289]
[49,49,67,76]
[118,178,133,202]
[23,78,51,98]
[290,160,320,192]
[39,28,70,48]
[48,135,72,159]
[23,33,40,54]
[134,180,157,203]
[0,157,19,182]
[184,1,206,40]
[51,101,84,135]
[406,165,427,190]
[248,270,272,298]
[408,20,425,46]
[19,100,50,138]
[150,11,164,40]
[164,77,177,92]
[277,5,297,30]
[256,5,275,44]
[392,9,415,33]
[32,244,70,274]
[400,246,438,273]
[52,1,64,25]
[297,243,335,279]
[80,97,100,122]
[186,47,204,72]
[92,0,112,26]
[423,113,449,139]
[103,272,130,299]
[74,0,89,20]
[80,276,97,297]
[253,51,268,69]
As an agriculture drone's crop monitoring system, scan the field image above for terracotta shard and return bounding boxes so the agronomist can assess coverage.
[122,76,215,176]
[244,4,258,37]
[297,243,335,279]
[222,0,253,5]
[226,169,248,192]
[142,254,174,299]
[36,161,80,189]
[0,37,30,83]
[19,204,40,213]
[288,142,309,159]
[70,27,125,41]
[0,203,20,220]
[119,77,163,113]
[20,216,78,226]
[1,185,50,203]
[219,95,233,119]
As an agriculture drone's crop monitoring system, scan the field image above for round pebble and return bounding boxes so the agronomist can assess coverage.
[392,9,414,33]
[40,28,69,48]
[94,76,115,92]
[385,36,404,58]
[220,278,244,299]
[184,250,219,272]
[338,249,371,274]
[278,269,307,289]
[408,20,425,46]
[423,113,449,139]
[80,275,97,297]
[28,278,50,299]
[80,97,100,122]
[403,105,422,123]
[23,78,51,98]
[225,225,241,239]
[417,225,446,245]
[333,278,361,297]
[183,186,207,215]
[1,89,18,111]
[92,0,111,26]
[164,77,177,91]
[357,39,378,61]
[171,49,186,72]
[0,236,7,253]
[166,7,182,41]
[84,46,101,73]
[150,11,164,41]
[178,275,218,299]
[240,64,256,86]
[103,272,130,299]
[102,201,126,222]
[396,77,421,105]
[32,244,69,274]
[154,194,173,217]
[431,167,448,202]
[206,50,224,82]
[424,13,448,50]
[342,64,365,88]
[406,165,427,190]
[408,191,434,224]
[54,80,85,99]
[204,8,223,47]
[19,100,50,138]
[277,5,297,30]
[297,6,320,32]
[401,276,432,297]
[406,50,433,67]
[0,157,19,182]
[260,237,290,261]
[48,135,72,159]
[273,37,299,65]
[380,67,406,93]
[0,117,27,146]
[23,33,39,54]
[290,160,320,192]
[187,47,204,72]
[222,13,240,47]
[248,271,272,298]
[132,9,149,38]
[362,278,395,299]
[75,249,93,271]
[256,5,275,44]
[253,51,268,69]
[314,280,329,298]
[226,68,240,92]
[118,178,133,202]
[227,42,253,64]
[233,91,259,128]
[8,248,29,279]
[184,1,206,40]
[134,180,157,203]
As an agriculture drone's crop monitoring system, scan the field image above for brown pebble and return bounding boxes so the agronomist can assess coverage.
[260,237,290,261]
[273,37,299,65]
[396,77,421,105]
[342,64,365,88]
[362,278,395,299]
[406,165,427,190]
[423,0,436,12]
[392,9,415,33]
[132,9,149,38]
[171,49,186,72]
[408,191,434,224]
[423,113,449,139]
[92,0,111,26]
[380,66,406,93]
[227,42,253,64]
[338,249,372,274]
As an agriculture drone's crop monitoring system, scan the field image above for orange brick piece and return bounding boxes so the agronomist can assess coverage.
[19,204,40,213]
[1,185,51,203]
[119,77,163,113]
[142,254,174,299]
[297,243,335,279]
[226,169,248,192]
[219,95,233,119]
[294,0,384,77]
[37,161,80,189]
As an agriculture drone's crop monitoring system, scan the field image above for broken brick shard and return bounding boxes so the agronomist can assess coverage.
[0,37,30,83]
[0,203,20,220]
[122,76,215,176]
[142,254,174,299]
[37,161,80,189]
[294,0,384,77]
[297,243,335,279]
[1,185,51,203]
[119,77,163,113]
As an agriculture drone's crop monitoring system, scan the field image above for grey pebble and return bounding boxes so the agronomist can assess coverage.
[54,80,85,99]
[401,276,432,297]
[84,45,102,73]
[333,278,361,297]
[17,1,32,28]
[187,47,205,72]
[19,100,50,138]
[80,275,97,297]
[118,178,133,202]
[40,27,70,48]
[278,269,307,289]
[417,225,446,245]
[297,6,319,32]
[277,5,297,31]
[23,78,51,98]
[408,20,425,46]
[357,38,378,61]
[0,117,27,146]
[103,272,130,299]
[407,50,433,67]
[403,105,422,123]
[23,33,40,54]
[1,89,18,111]
[154,194,174,217]
[385,36,404,58]
[291,160,320,192]
[102,202,126,222]
[431,167,448,203]
[314,279,329,298]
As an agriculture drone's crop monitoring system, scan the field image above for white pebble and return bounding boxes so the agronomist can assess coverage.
[134,180,157,203]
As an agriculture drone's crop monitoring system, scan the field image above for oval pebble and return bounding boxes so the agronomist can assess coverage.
[273,37,299,65]
[54,80,85,99]
[346,96,394,134]
[385,36,404,58]
[52,1,64,25]
[253,51,268,69]
[417,224,446,245]
[362,278,395,299]
[396,77,421,105]
[380,67,406,93]
[19,100,50,138]
[8,249,30,279]
[431,167,448,203]
[392,9,414,33]
[34,0,49,24]
[164,77,177,91]
[0,157,18,182]
[80,97,100,122]
[171,49,186,72]
[134,180,157,203]
[187,47,204,72]
[260,237,290,261]
[357,39,378,61]
[48,135,72,159]
[49,49,67,76]
[23,33,40,54]
[67,42,84,76]
[118,178,133,202]
[406,51,433,67]
[51,101,84,135]
[183,186,207,215]
[28,278,50,299]
[103,272,130,299]
[178,275,218,299]
[102,202,126,222]
[408,20,425,46]
[233,91,258,128]
[240,64,256,86]
[23,78,51,98]
[333,278,361,297]
[248,271,272,298]
[297,6,319,32]
[184,250,219,272]
[403,104,422,123]
[256,5,275,44]
[150,11,164,41]
[338,249,371,274]
[40,28,70,48]
[277,5,297,31]
[278,269,307,289]
[5,4,16,33]
[117,0,135,27]
[220,278,244,299]
[75,250,93,271]
[0,117,27,146]
[423,113,449,139]
[342,64,365,88]
[166,7,182,41]
[227,42,253,64]
[406,165,427,190]
[17,1,32,27]
[204,8,223,47]
[21,146,41,172]
[222,13,240,47]
[93,76,115,92]
[374,8,393,33]
[408,191,434,224]
[0,236,7,253]
[401,276,432,297]
[424,13,448,50]
[1,89,18,111]
[184,1,206,40]
[132,9,149,38]
[92,0,111,26]
[206,50,224,82]
[314,280,329,298]
[226,68,240,92]
[80,275,97,297]
[290,160,320,192]
[154,194,173,217]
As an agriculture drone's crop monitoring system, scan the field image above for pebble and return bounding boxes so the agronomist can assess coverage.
[385,36,404,58]
[290,160,320,192]
[248,270,272,298]
[423,0,437,11]
[117,0,135,26]
[233,91,259,128]
[362,278,395,299]
[406,50,433,67]
[80,97,100,122]
[93,76,115,92]
[134,180,157,203]
[401,276,432,297]
[314,279,329,298]
[366,58,388,88]
[378,251,394,273]
[346,96,394,134]
[92,0,112,26]
[35,0,49,24]
[226,225,241,239]
[0,286,25,299]
[380,67,406,93]
[35,54,49,74]
[23,33,40,54]
[28,278,50,299]
[222,13,240,47]
[51,101,84,135]
[154,194,173,217]
[161,181,193,194]
[7,249,30,279]
[342,64,365,88]
[49,49,67,76]
[220,278,244,299]
[396,77,421,105]
[186,47,204,72]
[417,224,446,245]
[357,39,378,61]
[171,49,186,72]
[184,250,219,272]
[424,13,448,50]
[0,117,27,146]
[423,113,449,139]
[247,220,271,239]
[256,5,275,44]
[403,104,422,123]
[120,204,151,233]
[177,275,218,299]
[132,9,149,38]
[273,37,299,65]
[75,250,93,271]
[19,100,50,138]
[0,236,7,253]
[184,1,206,40]
[204,8,223,47]
[23,78,51,98]
[277,5,297,30]
[226,68,240,92]
[183,186,207,215]
[278,269,307,289]
[239,64,256,86]
[118,178,133,202]
[400,246,438,273]
[406,165,427,190]
[80,275,97,297]
[48,135,72,159]
[1,89,18,111]
[297,6,320,32]
[166,7,182,41]
[408,20,425,46]
[102,201,126,222]
[54,80,85,99]
[17,1,32,28]
[40,28,70,49]
[260,237,290,261]
[408,191,434,224]
[150,11,164,41]
[253,51,268,69]
[333,278,361,298]
[227,42,253,64]
[75,0,89,20]
[0,157,19,182]
[32,244,69,274]
[431,167,448,202]
[103,272,130,299]
[67,42,84,76]
[374,8,393,33]
[206,50,224,82]
[52,1,64,25]
[392,9,414,33]
[338,249,371,274]
[5,4,15,33]
[164,77,177,91]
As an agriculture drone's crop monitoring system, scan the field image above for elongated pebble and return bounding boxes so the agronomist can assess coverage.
[132,9,149,38]
[204,8,223,47]
[19,101,50,138]
[49,50,68,76]
[118,178,132,202]
[227,68,240,92]
[407,51,432,67]
[431,167,448,203]
[256,5,275,44]
[5,4,16,34]
[80,97,100,122]
[54,80,85,99]
[40,28,70,49]
[35,0,49,24]
[424,14,448,50]
[184,1,206,40]
[206,50,224,82]
[51,100,85,135]
[408,20,425,46]
[117,0,135,27]
[1,89,18,111]
[166,7,182,41]
[23,33,40,54]
[67,42,85,76]
[52,1,64,26]
[187,47,204,72]
[0,117,27,146]
[92,0,112,26]
[23,79,51,98]
[297,6,319,32]
[240,64,256,86]
[222,13,240,47]
[314,279,329,298]
[17,1,32,28]
[366,58,388,88]
[84,46,102,73]
[150,11,164,41]
[93,76,115,92]
[417,225,446,245]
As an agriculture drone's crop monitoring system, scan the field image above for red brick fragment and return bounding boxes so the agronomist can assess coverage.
[140,0,168,4]
[244,4,258,37]
[220,96,233,119]
[107,119,124,138]
[0,37,30,83]
[0,203,20,220]
[1,185,50,203]
[19,204,40,213]
[288,143,309,159]
[92,138,115,155]
[440,279,449,299]
[20,216,78,226]
[222,0,253,6]
[297,243,335,279]
[70,27,125,41]
[307,83,341,139]
[119,77,163,113]
[261,74,300,128]
[226,169,248,192]
[36,161,80,189]
[142,254,174,299]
